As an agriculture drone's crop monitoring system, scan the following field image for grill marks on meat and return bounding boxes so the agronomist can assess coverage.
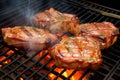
[33,8,79,34]
[33,8,119,49]
[2,26,58,51]
[70,22,119,49]
[20,27,33,37]
[2,8,119,71]
[50,36,102,70]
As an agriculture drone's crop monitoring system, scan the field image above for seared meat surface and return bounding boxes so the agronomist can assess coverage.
[33,8,79,34]
[50,36,102,70]
[2,6,119,71]
[70,22,119,49]
[2,26,58,51]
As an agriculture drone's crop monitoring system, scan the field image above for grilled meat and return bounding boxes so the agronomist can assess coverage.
[33,8,119,49]
[70,22,119,49]
[50,36,102,70]
[2,26,58,51]
[33,8,79,34]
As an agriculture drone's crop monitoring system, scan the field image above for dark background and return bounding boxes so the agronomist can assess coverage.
[88,0,120,10]
[0,0,119,10]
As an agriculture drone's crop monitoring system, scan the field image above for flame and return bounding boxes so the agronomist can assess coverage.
[48,68,87,80]
[0,46,88,80]
[70,70,85,80]
[63,69,74,77]
[33,49,87,80]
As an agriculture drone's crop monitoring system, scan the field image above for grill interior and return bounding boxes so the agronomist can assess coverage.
[0,0,120,80]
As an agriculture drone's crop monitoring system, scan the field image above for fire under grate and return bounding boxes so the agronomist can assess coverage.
[0,0,120,80]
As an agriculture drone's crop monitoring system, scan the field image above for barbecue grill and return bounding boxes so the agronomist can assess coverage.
[0,0,120,80]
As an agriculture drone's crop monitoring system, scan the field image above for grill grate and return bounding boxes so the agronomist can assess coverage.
[0,0,120,80]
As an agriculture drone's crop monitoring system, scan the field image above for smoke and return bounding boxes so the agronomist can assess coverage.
[18,0,36,26]
[23,7,35,26]
[6,0,41,55]
[5,0,37,26]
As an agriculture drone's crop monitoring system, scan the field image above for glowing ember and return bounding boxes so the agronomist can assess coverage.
[0,56,6,61]
[0,49,14,68]
[0,31,89,80]
[62,69,74,77]
[48,68,87,80]
[0,55,6,68]
[54,68,64,73]
[0,64,2,68]
[49,73,57,80]
[3,59,11,64]
[70,70,85,80]
[33,50,49,61]
[6,50,14,55]
[0,55,11,65]
[18,77,24,80]
[34,49,88,80]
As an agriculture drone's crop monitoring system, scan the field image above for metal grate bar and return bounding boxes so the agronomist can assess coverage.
[16,52,50,78]
[103,60,120,80]
[26,59,53,80]
[1,51,25,69]
[53,69,67,80]
[0,0,120,80]
[1,51,34,78]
